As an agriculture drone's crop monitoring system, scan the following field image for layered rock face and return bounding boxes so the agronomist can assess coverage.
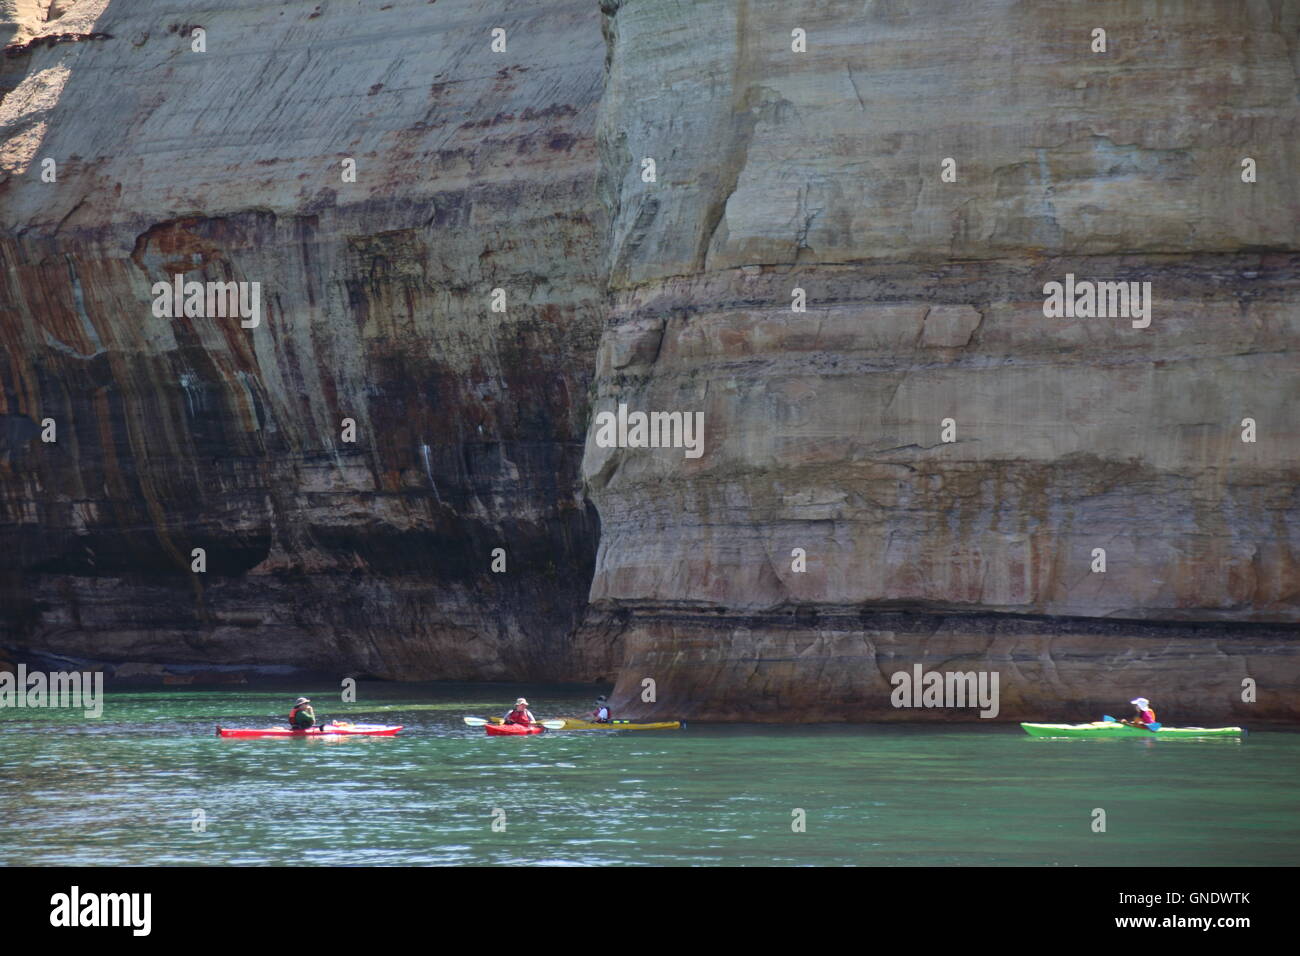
[3,1,1297,721]
[586,1,1300,721]
[1,0,608,680]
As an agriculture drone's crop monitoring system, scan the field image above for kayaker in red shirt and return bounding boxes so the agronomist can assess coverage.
[504,698,536,727]
[1120,697,1156,727]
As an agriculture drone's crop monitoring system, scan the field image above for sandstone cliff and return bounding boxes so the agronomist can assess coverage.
[2,0,608,681]
[3,1,1298,722]
[584,0,1300,722]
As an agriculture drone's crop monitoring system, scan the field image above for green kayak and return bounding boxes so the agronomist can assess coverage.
[1021,721,1244,738]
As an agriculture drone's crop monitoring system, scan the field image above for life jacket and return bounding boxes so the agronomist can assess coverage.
[289,704,314,728]
[1139,707,1156,724]
[506,708,532,725]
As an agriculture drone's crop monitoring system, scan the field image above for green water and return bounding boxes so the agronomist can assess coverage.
[2,683,1296,866]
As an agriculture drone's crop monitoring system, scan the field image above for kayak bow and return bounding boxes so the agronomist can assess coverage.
[216,721,403,738]
[1020,722,1243,739]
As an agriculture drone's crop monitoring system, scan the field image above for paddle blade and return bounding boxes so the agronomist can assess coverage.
[1102,715,1117,722]
[1146,722,1162,731]
[539,720,566,730]
[462,716,489,726]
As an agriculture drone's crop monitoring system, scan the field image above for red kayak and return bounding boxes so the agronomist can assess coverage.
[216,722,402,738]
[485,722,544,736]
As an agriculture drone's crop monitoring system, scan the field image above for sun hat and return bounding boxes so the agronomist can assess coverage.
[515,697,529,706]
[596,695,607,703]
[1130,697,1150,708]
[295,697,311,705]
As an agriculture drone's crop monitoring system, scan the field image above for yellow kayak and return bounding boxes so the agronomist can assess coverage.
[557,717,682,731]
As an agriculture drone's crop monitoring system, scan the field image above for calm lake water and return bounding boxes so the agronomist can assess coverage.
[2,683,1296,866]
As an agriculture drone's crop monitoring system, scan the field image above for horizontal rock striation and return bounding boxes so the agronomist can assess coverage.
[1,0,609,681]
[586,0,1300,721]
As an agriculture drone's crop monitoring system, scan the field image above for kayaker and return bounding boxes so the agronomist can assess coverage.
[289,697,317,730]
[504,697,536,727]
[1120,697,1157,727]
[589,695,611,723]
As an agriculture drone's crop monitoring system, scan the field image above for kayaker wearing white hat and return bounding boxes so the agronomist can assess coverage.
[289,697,316,730]
[589,695,611,723]
[1120,697,1156,728]
[504,698,536,727]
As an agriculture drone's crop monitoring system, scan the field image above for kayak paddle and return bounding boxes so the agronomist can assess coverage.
[463,716,567,730]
